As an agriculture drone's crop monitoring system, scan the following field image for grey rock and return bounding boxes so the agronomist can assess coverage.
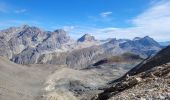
[37,36,161,69]
[0,25,162,69]
[11,47,39,64]
[0,25,74,64]
[77,34,96,42]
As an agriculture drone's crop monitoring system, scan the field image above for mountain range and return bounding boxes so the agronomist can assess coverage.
[159,41,170,46]
[0,25,162,69]
[0,25,169,100]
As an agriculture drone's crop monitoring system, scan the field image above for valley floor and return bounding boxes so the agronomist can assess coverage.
[0,57,135,100]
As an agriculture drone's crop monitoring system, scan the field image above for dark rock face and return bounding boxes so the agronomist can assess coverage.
[77,34,96,42]
[92,53,143,67]
[92,59,108,66]
[11,47,39,64]
[94,46,170,100]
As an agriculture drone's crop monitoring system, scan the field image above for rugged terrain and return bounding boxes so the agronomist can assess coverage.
[0,55,140,100]
[0,25,162,69]
[36,36,161,69]
[94,46,170,100]
[0,25,167,100]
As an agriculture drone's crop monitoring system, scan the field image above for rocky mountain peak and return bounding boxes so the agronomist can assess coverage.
[17,25,44,39]
[22,25,42,31]
[77,34,96,42]
[133,36,152,41]
[107,38,117,44]
[143,35,152,39]
[138,36,160,47]
[52,29,71,43]
[133,37,141,41]
[21,24,30,29]
[54,29,66,34]
[53,29,69,39]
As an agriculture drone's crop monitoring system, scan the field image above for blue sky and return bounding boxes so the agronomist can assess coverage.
[0,0,170,41]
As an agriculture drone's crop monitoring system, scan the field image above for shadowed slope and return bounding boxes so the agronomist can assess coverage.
[95,46,170,100]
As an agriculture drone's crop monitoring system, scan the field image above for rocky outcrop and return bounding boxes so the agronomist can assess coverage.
[77,34,96,42]
[37,45,105,69]
[11,47,39,64]
[0,25,76,63]
[36,29,72,53]
[94,46,170,100]
[122,45,170,77]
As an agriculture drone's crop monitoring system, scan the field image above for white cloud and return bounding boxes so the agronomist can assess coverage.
[125,0,170,41]
[100,11,112,17]
[78,1,170,42]
[0,2,27,14]
[88,11,114,22]
[14,9,27,14]
[1,1,170,42]
[62,26,75,32]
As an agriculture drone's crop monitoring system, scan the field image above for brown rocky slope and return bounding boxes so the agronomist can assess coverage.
[94,45,170,100]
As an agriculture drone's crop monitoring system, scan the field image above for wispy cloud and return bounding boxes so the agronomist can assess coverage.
[14,9,27,14]
[62,26,75,32]
[132,0,170,30]
[123,0,170,41]
[1,1,170,42]
[100,11,112,18]
[0,2,27,14]
[88,11,114,22]
[81,0,170,41]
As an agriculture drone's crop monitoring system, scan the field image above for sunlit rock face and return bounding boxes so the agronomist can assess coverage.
[77,34,96,42]
[0,25,162,68]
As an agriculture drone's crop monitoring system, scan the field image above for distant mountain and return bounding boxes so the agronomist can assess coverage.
[95,45,170,100]
[159,41,170,46]
[77,34,96,42]
[37,36,162,69]
[135,36,160,47]
[0,25,162,69]
[100,38,115,43]
[103,36,161,57]
[0,25,73,54]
